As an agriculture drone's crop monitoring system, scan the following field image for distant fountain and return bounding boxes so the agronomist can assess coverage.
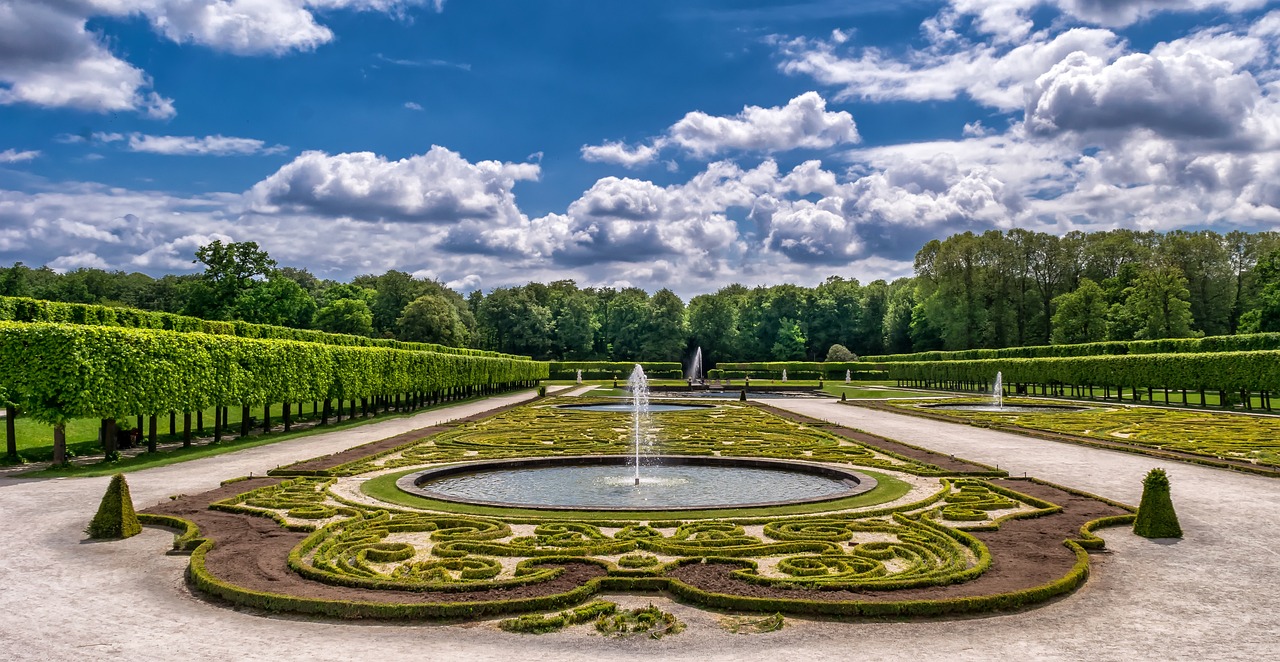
[686,347,704,384]
[845,369,852,384]
[993,371,1004,410]
[628,364,650,485]
[781,369,788,382]
[575,368,583,385]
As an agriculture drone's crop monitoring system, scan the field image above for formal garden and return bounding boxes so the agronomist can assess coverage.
[1,290,1276,640]
[132,394,1133,632]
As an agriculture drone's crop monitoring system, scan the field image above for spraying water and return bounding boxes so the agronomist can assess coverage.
[575,368,583,384]
[628,364,650,485]
[686,347,704,383]
[845,369,852,384]
[993,371,1004,410]
[781,369,788,382]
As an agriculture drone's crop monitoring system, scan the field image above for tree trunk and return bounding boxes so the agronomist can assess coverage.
[241,405,251,438]
[183,413,192,448]
[263,404,271,434]
[283,402,292,433]
[213,406,223,444]
[102,418,118,459]
[148,415,157,453]
[169,411,176,436]
[5,405,15,461]
[53,423,66,466]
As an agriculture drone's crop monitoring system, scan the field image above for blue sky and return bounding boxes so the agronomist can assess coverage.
[2,0,1279,295]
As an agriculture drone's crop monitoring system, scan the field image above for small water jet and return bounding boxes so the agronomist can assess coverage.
[845,369,851,384]
[686,347,704,384]
[575,368,583,384]
[628,364,650,485]
[781,369,788,382]
[993,371,1003,410]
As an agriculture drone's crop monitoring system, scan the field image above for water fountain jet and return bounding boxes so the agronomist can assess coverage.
[628,364,650,485]
[686,347,704,384]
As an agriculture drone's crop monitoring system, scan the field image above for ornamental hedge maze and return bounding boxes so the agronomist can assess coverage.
[140,399,1134,624]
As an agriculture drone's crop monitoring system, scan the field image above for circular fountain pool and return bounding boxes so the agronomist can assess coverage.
[396,455,876,511]
[925,402,1087,413]
[556,402,715,413]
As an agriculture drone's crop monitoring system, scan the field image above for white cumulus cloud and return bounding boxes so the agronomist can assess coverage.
[580,92,858,167]
[246,146,540,223]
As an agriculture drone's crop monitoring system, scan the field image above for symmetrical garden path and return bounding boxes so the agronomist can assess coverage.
[0,392,1275,661]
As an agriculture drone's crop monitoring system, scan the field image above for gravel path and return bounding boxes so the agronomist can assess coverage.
[1,393,1276,661]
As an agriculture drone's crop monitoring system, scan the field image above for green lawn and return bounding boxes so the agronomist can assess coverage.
[9,393,507,477]
[821,384,949,399]
[4,400,336,464]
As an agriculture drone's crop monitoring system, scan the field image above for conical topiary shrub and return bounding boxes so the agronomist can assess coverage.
[86,474,142,540]
[1132,468,1182,539]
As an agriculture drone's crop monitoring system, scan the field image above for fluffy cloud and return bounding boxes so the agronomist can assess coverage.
[774,28,1123,111]
[947,0,1270,42]
[1025,50,1267,142]
[144,0,333,56]
[0,1,438,117]
[246,146,540,223]
[0,1,174,117]
[666,92,859,157]
[580,92,858,167]
[0,148,39,163]
[126,133,288,156]
[580,142,661,168]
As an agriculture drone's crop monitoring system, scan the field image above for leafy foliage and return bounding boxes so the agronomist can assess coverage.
[0,321,547,425]
[86,474,142,539]
[825,344,855,362]
[1132,468,1182,539]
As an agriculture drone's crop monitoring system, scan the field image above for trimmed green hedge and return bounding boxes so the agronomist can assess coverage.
[0,295,524,360]
[886,351,1280,394]
[708,361,885,380]
[866,333,1280,363]
[0,321,547,425]
[548,361,682,380]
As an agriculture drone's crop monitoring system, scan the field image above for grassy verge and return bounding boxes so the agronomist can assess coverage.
[21,393,518,478]
[820,385,950,399]
[359,467,911,521]
[4,400,335,464]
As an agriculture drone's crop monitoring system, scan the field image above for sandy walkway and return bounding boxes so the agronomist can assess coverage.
[1,393,1276,661]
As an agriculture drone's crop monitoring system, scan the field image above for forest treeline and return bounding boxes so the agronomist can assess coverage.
[3,229,1279,364]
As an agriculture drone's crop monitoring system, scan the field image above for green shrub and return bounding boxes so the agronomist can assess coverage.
[1132,468,1182,538]
[595,604,684,638]
[498,600,617,633]
[86,474,142,539]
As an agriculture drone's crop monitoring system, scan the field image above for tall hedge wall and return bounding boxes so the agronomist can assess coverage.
[0,296,524,360]
[886,351,1280,394]
[0,322,548,425]
[547,362,683,380]
[864,333,1280,363]
[708,362,887,380]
